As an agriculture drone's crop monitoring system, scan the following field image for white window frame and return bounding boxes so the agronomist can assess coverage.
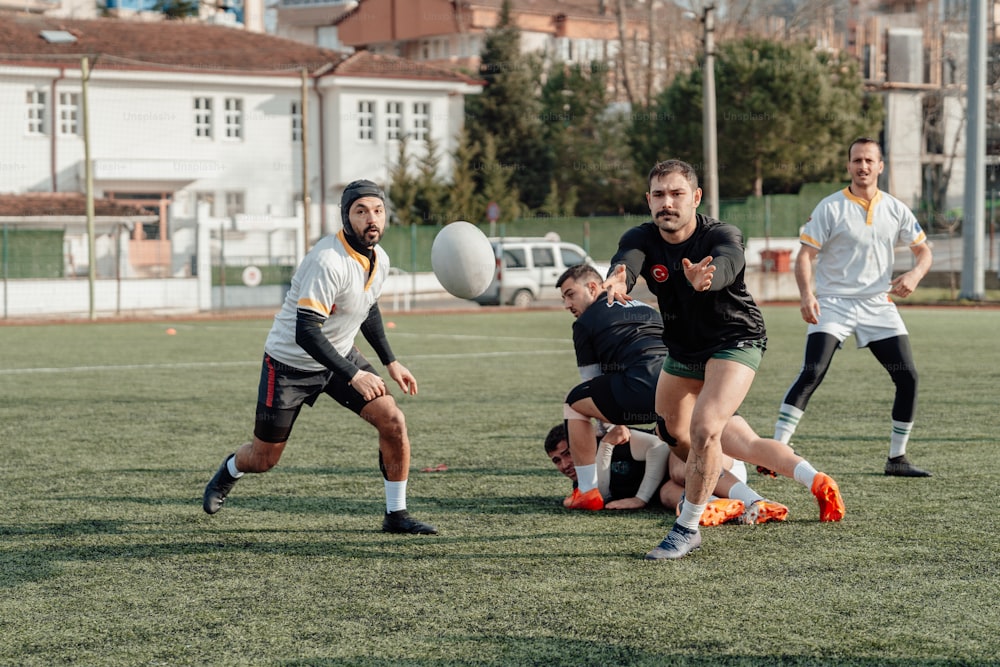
[194,96,213,139]
[357,100,375,142]
[58,91,80,136]
[26,89,47,136]
[412,102,430,141]
[385,101,402,141]
[223,97,243,141]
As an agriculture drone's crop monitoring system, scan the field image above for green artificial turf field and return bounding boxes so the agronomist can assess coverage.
[0,305,997,666]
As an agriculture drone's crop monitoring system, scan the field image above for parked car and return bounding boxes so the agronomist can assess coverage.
[471,236,609,307]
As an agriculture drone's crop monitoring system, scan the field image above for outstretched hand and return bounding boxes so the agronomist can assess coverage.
[602,264,632,305]
[682,256,715,292]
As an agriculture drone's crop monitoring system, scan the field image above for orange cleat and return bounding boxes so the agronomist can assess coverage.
[566,487,604,511]
[738,499,789,525]
[811,472,845,522]
[698,498,745,526]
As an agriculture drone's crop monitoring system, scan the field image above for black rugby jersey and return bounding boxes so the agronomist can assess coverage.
[610,214,766,364]
[572,293,666,373]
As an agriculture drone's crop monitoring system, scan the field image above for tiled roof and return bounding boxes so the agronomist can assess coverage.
[0,15,479,83]
[0,193,155,218]
[337,0,634,26]
[336,50,481,83]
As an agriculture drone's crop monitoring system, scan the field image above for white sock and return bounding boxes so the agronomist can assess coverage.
[575,464,598,493]
[889,420,913,458]
[677,500,705,532]
[226,455,244,479]
[727,482,765,506]
[793,460,819,489]
[774,403,804,444]
[384,480,407,513]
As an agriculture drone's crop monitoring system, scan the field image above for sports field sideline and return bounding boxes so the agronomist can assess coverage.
[0,305,998,666]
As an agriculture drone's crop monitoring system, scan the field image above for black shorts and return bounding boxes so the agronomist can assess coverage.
[253,350,377,443]
[565,358,660,426]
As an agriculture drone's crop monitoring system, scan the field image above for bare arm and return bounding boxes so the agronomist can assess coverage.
[889,242,933,298]
[795,244,820,324]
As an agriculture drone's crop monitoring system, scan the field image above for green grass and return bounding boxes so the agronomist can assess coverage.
[1,306,998,666]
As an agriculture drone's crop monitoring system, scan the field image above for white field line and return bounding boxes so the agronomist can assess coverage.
[0,347,570,376]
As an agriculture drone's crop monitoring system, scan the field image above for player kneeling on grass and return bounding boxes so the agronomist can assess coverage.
[202,179,436,535]
[544,423,789,526]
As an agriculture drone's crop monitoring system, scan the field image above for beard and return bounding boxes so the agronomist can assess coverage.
[360,225,382,247]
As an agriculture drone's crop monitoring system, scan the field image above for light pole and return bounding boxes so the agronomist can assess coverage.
[961,0,987,299]
[702,4,719,218]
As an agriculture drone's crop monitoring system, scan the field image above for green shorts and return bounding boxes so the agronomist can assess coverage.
[662,339,766,380]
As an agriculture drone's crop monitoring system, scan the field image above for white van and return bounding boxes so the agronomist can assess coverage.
[471,236,609,307]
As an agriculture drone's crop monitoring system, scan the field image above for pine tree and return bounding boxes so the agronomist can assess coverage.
[465,0,553,210]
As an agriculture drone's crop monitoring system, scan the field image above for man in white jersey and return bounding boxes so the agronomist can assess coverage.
[202,179,437,534]
[772,138,934,477]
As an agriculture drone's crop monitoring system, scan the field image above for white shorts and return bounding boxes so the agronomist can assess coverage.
[809,295,908,348]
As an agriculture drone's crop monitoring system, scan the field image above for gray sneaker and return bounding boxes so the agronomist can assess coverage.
[885,455,932,477]
[644,524,702,560]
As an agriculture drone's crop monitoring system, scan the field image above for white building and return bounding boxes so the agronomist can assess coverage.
[0,15,480,315]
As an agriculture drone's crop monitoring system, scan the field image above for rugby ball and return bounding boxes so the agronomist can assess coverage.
[431,221,495,299]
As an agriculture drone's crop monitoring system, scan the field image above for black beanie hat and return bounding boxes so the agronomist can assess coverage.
[340,179,386,231]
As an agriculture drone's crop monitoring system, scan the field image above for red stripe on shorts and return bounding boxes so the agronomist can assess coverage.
[264,354,276,407]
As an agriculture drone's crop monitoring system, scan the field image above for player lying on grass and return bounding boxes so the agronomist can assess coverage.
[544,422,789,526]
[201,180,436,535]
[557,263,845,527]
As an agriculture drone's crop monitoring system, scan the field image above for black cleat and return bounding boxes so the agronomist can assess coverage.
[203,454,240,514]
[382,510,437,535]
[885,455,932,477]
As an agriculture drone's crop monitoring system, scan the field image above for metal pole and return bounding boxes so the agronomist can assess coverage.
[300,69,312,253]
[2,223,8,319]
[702,4,719,219]
[82,56,97,319]
[961,0,987,299]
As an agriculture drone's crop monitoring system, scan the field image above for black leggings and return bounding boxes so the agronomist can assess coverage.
[782,333,918,422]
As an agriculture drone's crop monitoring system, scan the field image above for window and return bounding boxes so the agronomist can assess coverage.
[560,246,586,267]
[224,191,245,217]
[58,92,80,136]
[412,102,429,141]
[358,100,374,141]
[26,90,46,135]
[532,247,556,268]
[223,97,243,140]
[291,101,302,142]
[194,97,212,138]
[385,101,402,140]
[503,248,526,269]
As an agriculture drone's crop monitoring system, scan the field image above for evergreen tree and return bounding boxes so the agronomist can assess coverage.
[386,137,418,225]
[412,135,447,225]
[540,61,634,214]
[446,128,484,224]
[478,134,521,225]
[465,0,553,210]
[631,37,883,198]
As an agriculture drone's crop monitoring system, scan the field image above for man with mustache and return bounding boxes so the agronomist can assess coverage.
[772,137,933,477]
[201,179,437,535]
[604,160,845,560]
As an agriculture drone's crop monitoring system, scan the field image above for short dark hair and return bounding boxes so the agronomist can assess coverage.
[544,423,567,453]
[848,137,883,161]
[648,159,699,191]
[556,264,602,290]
